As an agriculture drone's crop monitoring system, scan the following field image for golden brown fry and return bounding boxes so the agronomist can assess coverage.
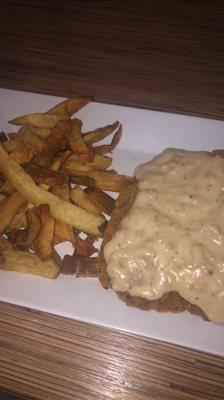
[54,220,76,245]
[0,180,14,194]
[11,144,35,164]
[0,145,105,235]
[0,249,60,279]
[51,150,71,171]
[85,187,115,215]
[41,119,72,156]
[94,125,122,155]
[76,257,98,277]
[34,204,55,260]
[70,187,101,215]
[32,155,52,168]
[1,145,35,195]
[26,209,41,246]
[47,96,92,116]
[0,193,6,202]
[6,228,28,250]
[0,237,14,250]
[211,149,224,158]
[6,204,27,232]
[83,121,120,144]
[75,236,96,258]
[0,191,25,234]
[19,127,45,155]
[51,186,70,201]
[70,174,95,188]
[9,113,68,128]
[71,170,135,192]
[63,153,112,173]
[24,164,69,189]
[68,119,93,162]
[3,138,21,152]
[28,126,51,138]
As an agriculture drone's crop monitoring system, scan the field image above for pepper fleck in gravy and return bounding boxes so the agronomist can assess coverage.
[104,149,224,323]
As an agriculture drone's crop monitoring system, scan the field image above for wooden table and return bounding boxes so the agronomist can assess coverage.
[0,1,224,399]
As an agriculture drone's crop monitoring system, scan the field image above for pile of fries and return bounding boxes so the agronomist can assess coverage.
[0,97,133,279]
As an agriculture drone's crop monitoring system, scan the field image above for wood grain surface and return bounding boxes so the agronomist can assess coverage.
[0,301,223,400]
[0,0,224,119]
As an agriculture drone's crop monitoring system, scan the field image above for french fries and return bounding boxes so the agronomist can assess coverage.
[0,249,60,279]
[0,95,132,279]
[85,187,115,215]
[94,125,122,155]
[0,191,25,234]
[68,119,93,162]
[47,96,92,116]
[24,164,69,188]
[76,170,134,192]
[75,236,96,257]
[9,113,68,128]
[70,187,101,215]
[26,209,41,246]
[54,220,76,245]
[63,153,112,173]
[83,121,119,144]
[19,127,45,155]
[34,204,55,260]
[0,145,105,235]
[41,119,72,156]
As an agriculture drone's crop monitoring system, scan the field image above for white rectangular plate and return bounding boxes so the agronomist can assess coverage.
[0,88,224,356]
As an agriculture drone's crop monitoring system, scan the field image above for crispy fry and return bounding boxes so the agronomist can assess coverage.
[83,121,120,144]
[0,237,14,250]
[9,113,68,128]
[24,164,69,189]
[63,153,112,173]
[11,144,35,164]
[70,187,101,215]
[68,119,93,162]
[85,187,115,215]
[51,150,71,171]
[51,186,70,201]
[26,209,41,246]
[41,119,72,156]
[28,126,51,138]
[0,193,6,202]
[70,174,95,187]
[3,138,21,152]
[94,125,122,154]
[60,253,77,275]
[34,204,55,260]
[1,145,35,195]
[19,127,45,155]
[7,228,28,250]
[0,249,60,279]
[0,145,105,235]
[32,154,52,168]
[71,170,134,192]
[6,204,27,232]
[47,96,92,116]
[75,236,96,257]
[54,220,76,245]
[0,191,25,234]
[76,257,98,277]
[0,174,6,186]
[0,180,14,194]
